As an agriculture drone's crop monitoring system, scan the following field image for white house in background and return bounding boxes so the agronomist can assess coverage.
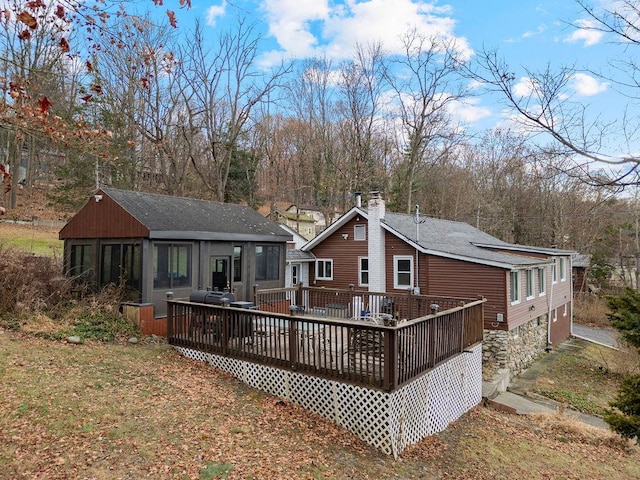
[279,224,315,288]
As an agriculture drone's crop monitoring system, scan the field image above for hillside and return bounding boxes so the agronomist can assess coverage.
[1,184,74,223]
[1,331,638,480]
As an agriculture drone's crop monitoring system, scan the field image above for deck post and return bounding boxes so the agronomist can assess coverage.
[166,292,174,339]
[221,300,229,354]
[383,327,398,391]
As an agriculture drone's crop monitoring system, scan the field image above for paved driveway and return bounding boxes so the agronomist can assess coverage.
[573,324,620,348]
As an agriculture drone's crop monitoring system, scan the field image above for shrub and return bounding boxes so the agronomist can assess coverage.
[606,287,640,349]
[604,374,640,444]
[0,243,70,317]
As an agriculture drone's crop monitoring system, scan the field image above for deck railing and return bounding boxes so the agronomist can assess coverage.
[167,294,485,392]
[253,285,473,320]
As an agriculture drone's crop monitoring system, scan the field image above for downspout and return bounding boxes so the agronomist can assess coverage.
[547,260,554,349]
[569,255,574,337]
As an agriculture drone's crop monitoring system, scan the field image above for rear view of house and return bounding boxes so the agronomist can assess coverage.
[303,192,574,379]
[59,188,291,320]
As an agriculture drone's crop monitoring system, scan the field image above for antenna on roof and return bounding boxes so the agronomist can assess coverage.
[414,205,426,294]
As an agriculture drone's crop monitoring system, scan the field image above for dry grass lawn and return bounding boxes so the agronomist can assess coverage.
[1,330,639,480]
[0,222,62,257]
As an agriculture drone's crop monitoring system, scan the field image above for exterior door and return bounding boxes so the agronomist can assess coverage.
[210,256,230,291]
[291,263,301,285]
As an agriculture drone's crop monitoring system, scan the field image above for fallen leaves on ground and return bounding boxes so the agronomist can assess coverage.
[0,330,638,480]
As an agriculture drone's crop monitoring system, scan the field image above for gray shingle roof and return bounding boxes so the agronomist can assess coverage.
[383,212,559,268]
[102,188,291,242]
[286,249,316,262]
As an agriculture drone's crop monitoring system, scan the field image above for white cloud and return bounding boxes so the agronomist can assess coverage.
[521,25,546,39]
[572,72,608,96]
[262,0,330,57]
[447,98,492,124]
[260,0,472,64]
[206,1,227,27]
[513,77,535,98]
[564,18,604,46]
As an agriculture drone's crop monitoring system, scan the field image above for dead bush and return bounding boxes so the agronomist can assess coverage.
[573,294,611,328]
[0,243,71,318]
[532,412,638,451]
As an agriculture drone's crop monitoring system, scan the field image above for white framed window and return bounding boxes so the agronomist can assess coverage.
[291,263,299,285]
[510,270,520,304]
[394,255,413,289]
[316,259,333,280]
[538,267,546,296]
[552,258,558,284]
[526,269,534,299]
[354,224,366,241]
[359,257,369,286]
[551,308,557,322]
[559,257,566,281]
[511,325,521,338]
[563,303,568,317]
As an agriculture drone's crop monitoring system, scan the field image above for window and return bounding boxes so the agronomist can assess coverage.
[233,246,242,282]
[100,243,141,291]
[153,243,191,289]
[291,264,299,285]
[559,257,566,281]
[538,267,546,296]
[316,259,333,280]
[354,224,366,241]
[551,308,557,322]
[526,269,534,299]
[70,244,93,281]
[394,255,413,289]
[359,257,369,286]
[552,258,558,284]
[563,303,568,317]
[510,271,520,303]
[255,245,281,281]
[511,325,521,338]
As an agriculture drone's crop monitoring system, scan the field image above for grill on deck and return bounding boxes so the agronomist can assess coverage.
[189,290,236,305]
[188,290,253,339]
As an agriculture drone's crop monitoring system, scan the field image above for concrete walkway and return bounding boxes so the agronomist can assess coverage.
[483,337,611,430]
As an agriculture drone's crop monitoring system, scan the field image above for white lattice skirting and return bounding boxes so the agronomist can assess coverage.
[173,345,482,457]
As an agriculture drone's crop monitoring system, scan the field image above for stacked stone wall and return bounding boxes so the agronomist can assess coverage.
[483,314,549,378]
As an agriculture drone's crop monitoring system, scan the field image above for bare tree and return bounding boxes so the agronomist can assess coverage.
[0,0,82,207]
[180,19,290,202]
[473,1,640,187]
[385,30,467,213]
[336,42,389,203]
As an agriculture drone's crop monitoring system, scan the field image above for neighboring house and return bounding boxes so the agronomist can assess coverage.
[302,192,574,377]
[279,224,315,287]
[572,253,592,293]
[59,188,291,318]
[272,208,316,240]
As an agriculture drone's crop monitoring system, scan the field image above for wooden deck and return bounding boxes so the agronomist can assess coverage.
[167,293,485,392]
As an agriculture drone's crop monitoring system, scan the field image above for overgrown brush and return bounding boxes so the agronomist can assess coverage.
[0,242,70,317]
[532,412,637,451]
[573,294,611,328]
[0,243,139,340]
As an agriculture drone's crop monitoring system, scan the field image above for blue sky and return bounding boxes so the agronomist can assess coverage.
[166,0,624,154]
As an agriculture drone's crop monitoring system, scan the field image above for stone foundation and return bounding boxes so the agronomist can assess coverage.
[483,314,548,379]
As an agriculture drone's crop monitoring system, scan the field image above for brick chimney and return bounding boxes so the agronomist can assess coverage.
[367,191,386,293]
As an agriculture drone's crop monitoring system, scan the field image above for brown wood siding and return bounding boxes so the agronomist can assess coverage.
[426,256,508,330]
[308,217,368,288]
[550,302,572,344]
[383,233,417,293]
[59,192,149,239]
